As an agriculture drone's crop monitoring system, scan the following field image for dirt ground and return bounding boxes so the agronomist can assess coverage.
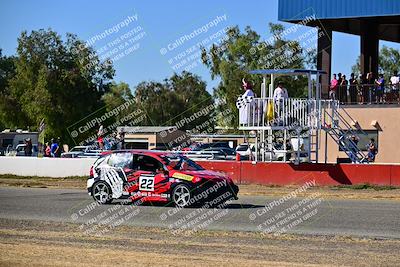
[1,175,400,201]
[0,218,399,267]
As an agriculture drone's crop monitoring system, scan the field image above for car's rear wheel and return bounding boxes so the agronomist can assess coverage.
[172,184,192,208]
[92,181,112,204]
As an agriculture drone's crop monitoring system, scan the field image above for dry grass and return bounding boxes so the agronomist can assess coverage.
[0,219,399,267]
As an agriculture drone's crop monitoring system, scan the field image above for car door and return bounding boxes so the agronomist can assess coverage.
[127,154,168,195]
[136,155,169,195]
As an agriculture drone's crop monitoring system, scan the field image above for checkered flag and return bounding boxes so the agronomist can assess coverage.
[236,95,254,109]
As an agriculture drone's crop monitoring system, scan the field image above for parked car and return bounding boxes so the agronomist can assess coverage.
[15,144,38,157]
[61,146,103,159]
[235,143,288,161]
[185,147,236,160]
[61,146,91,158]
[87,150,239,207]
[235,143,254,160]
[190,142,231,151]
[78,149,103,158]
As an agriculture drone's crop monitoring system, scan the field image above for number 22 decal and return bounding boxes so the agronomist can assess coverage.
[139,175,155,191]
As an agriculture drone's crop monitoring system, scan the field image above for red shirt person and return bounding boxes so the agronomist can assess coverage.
[329,74,339,100]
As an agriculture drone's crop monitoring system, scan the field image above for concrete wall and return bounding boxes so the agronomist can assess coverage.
[318,106,400,164]
[1,156,399,186]
[0,157,96,177]
[199,161,400,186]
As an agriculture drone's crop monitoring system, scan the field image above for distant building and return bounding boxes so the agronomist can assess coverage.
[117,126,188,150]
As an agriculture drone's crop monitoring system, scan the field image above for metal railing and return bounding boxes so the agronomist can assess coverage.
[326,83,400,104]
[323,109,368,163]
[239,97,337,129]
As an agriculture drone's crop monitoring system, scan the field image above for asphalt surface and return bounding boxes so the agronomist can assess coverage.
[0,187,399,239]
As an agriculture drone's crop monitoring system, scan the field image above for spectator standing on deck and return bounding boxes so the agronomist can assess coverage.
[360,73,368,104]
[273,81,288,102]
[367,72,375,104]
[273,81,288,122]
[337,73,343,101]
[340,74,348,104]
[329,74,338,100]
[390,70,399,103]
[238,79,255,125]
[367,138,378,162]
[375,74,385,104]
[349,73,358,104]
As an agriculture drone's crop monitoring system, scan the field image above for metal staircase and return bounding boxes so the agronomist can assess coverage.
[308,129,319,163]
[323,107,368,163]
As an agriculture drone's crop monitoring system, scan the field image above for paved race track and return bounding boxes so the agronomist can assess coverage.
[0,187,399,239]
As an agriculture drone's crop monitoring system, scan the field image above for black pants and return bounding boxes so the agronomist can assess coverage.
[339,86,347,103]
[349,86,357,103]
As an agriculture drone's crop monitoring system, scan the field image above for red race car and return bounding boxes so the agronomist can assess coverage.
[87,150,239,207]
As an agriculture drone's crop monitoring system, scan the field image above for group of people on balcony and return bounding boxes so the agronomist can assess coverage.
[329,71,400,104]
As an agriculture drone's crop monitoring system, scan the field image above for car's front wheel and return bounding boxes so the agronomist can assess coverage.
[92,181,112,204]
[172,183,192,208]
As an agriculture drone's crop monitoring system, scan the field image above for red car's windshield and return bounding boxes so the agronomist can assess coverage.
[160,154,204,171]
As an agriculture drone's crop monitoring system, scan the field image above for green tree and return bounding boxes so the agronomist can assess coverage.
[351,46,400,76]
[1,29,114,144]
[201,24,310,128]
[0,49,21,129]
[134,71,214,131]
[379,46,400,75]
[102,81,134,119]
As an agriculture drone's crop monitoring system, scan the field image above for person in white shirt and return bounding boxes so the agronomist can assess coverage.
[273,82,288,101]
[239,79,255,125]
[390,70,399,102]
[273,82,288,125]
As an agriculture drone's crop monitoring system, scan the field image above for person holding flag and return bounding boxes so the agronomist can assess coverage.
[237,78,255,126]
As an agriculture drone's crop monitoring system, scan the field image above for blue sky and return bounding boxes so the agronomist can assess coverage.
[1,0,399,93]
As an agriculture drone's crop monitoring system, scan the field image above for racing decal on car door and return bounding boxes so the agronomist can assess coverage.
[171,172,194,182]
[99,167,125,198]
[139,174,155,191]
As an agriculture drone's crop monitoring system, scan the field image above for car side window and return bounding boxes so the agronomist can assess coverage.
[107,153,132,169]
[135,155,164,172]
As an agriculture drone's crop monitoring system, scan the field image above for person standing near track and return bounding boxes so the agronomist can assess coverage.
[50,138,59,158]
[97,123,104,150]
[24,138,32,156]
[44,142,51,157]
